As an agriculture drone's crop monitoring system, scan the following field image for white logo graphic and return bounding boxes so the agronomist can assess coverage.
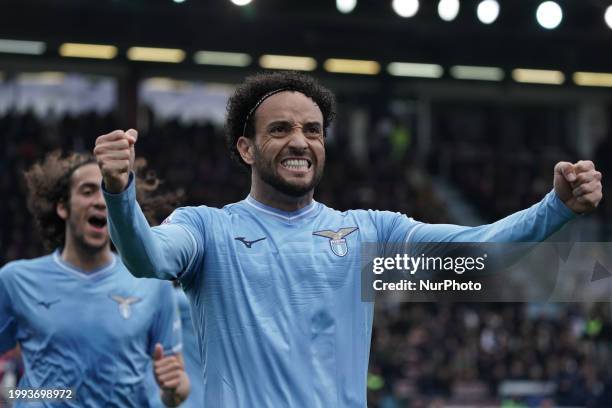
[110,295,142,319]
[313,227,359,257]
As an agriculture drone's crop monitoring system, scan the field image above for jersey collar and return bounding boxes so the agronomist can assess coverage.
[245,195,320,222]
[53,250,117,281]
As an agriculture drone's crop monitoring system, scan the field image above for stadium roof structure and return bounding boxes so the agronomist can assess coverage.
[0,0,612,112]
[1,0,611,71]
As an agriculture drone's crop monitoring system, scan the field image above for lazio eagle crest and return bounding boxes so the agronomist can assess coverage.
[110,295,142,319]
[313,227,359,257]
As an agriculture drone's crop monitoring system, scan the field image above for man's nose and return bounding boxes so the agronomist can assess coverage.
[93,190,107,210]
[287,126,309,150]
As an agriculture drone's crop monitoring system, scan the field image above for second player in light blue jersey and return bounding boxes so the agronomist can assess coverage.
[95,72,603,407]
[0,151,190,407]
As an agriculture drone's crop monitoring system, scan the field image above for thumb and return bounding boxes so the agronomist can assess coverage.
[555,161,576,183]
[126,128,138,145]
[126,129,138,170]
[153,343,164,361]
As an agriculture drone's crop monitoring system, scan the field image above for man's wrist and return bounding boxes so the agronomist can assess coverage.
[102,172,135,196]
[161,389,180,407]
[550,189,579,219]
[102,176,128,194]
[160,372,190,407]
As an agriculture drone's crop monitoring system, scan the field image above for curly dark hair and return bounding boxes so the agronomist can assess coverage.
[225,71,337,167]
[24,150,182,251]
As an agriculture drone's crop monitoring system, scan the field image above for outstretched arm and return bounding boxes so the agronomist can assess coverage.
[95,129,201,280]
[409,160,602,243]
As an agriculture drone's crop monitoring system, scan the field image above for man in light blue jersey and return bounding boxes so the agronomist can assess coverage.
[0,151,190,407]
[95,71,603,407]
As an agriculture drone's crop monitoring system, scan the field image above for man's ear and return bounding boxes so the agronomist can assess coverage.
[237,136,255,165]
[56,200,68,221]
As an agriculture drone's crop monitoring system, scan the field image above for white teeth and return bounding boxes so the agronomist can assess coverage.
[282,159,309,169]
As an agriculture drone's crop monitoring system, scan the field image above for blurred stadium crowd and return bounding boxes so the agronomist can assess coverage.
[1,107,611,407]
[370,303,612,407]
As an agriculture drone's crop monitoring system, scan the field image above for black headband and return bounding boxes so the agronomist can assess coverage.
[242,88,292,136]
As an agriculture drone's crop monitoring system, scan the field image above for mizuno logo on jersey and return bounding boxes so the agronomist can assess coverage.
[313,227,359,257]
[38,299,61,309]
[234,237,267,248]
[110,295,142,319]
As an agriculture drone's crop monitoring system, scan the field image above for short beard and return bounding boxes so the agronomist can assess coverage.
[252,146,324,198]
[67,218,108,254]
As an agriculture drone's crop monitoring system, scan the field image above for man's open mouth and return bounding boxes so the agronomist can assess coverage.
[281,158,311,170]
[88,215,107,228]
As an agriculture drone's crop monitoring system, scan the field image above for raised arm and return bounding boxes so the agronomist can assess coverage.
[95,129,201,281]
[409,160,602,243]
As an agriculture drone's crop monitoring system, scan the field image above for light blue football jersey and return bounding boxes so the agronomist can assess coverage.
[104,176,575,407]
[0,251,182,408]
[174,287,204,408]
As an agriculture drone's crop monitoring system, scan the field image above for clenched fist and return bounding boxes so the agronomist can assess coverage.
[153,343,190,407]
[94,129,138,193]
[554,160,603,214]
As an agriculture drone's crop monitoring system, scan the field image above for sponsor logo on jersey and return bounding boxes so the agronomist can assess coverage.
[313,227,359,257]
[37,299,61,309]
[110,295,142,319]
[234,236,267,248]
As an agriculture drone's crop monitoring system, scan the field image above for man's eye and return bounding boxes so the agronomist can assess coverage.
[270,126,289,135]
[305,126,323,137]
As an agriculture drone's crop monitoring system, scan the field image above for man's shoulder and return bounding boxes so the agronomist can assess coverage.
[110,261,175,302]
[162,203,239,226]
[0,253,55,280]
[113,258,172,288]
[0,255,57,299]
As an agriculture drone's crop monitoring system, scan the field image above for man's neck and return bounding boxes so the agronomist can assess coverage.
[249,184,314,212]
[61,240,113,272]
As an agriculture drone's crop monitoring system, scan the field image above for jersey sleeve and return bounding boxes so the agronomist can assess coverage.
[148,282,183,356]
[103,172,205,281]
[156,207,207,288]
[368,209,420,245]
[0,265,17,353]
[408,190,576,244]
